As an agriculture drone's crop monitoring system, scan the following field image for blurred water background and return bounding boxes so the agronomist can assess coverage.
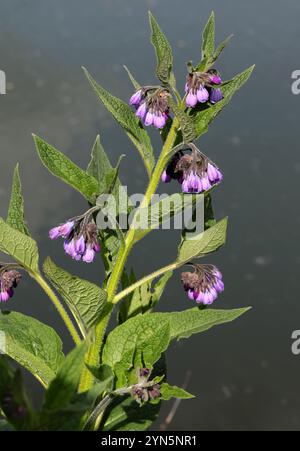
[1,0,300,430]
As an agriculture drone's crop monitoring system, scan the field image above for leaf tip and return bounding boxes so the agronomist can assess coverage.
[81,66,89,78]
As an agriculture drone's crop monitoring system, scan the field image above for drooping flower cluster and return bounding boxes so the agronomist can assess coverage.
[161,144,223,193]
[185,68,223,107]
[0,266,22,302]
[130,87,170,129]
[181,264,224,305]
[131,368,161,405]
[49,210,100,263]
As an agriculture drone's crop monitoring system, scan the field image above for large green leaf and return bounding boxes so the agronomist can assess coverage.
[103,305,249,431]
[149,12,174,86]
[82,68,155,178]
[0,218,39,273]
[102,315,170,387]
[134,193,202,242]
[6,164,30,236]
[43,257,107,337]
[43,343,87,411]
[37,382,103,431]
[192,65,255,139]
[156,307,251,341]
[33,134,99,203]
[177,217,228,264]
[0,311,64,387]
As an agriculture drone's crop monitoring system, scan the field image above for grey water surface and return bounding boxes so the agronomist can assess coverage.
[0,0,300,431]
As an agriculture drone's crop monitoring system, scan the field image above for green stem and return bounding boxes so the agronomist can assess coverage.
[33,273,81,345]
[80,117,181,392]
[78,303,113,392]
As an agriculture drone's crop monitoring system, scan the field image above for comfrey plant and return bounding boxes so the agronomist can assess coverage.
[0,12,254,431]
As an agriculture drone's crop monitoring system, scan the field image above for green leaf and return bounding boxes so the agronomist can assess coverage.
[134,193,201,242]
[102,315,170,387]
[87,136,119,194]
[43,257,107,337]
[86,135,106,188]
[149,12,174,86]
[123,65,141,90]
[37,382,103,431]
[160,383,194,400]
[87,136,130,216]
[102,395,160,431]
[87,138,129,274]
[159,307,251,341]
[196,34,233,72]
[86,364,114,393]
[150,271,173,309]
[204,193,216,229]
[177,217,228,264]
[209,34,233,67]
[104,154,125,196]
[0,218,39,273]
[100,231,123,276]
[0,357,33,430]
[0,311,64,387]
[82,67,155,178]
[7,164,30,236]
[202,11,215,60]
[43,342,88,411]
[192,65,255,139]
[33,134,99,203]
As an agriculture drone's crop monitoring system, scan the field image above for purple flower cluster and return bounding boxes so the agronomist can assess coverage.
[185,69,223,108]
[0,268,21,302]
[129,69,223,129]
[49,217,100,263]
[161,145,223,194]
[181,264,224,305]
[130,87,170,129]
[131,368,161,405]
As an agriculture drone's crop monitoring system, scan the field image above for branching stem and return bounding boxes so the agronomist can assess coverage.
[80,116,181,392]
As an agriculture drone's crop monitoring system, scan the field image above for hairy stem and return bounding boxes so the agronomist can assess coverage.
[33,273,81,345]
